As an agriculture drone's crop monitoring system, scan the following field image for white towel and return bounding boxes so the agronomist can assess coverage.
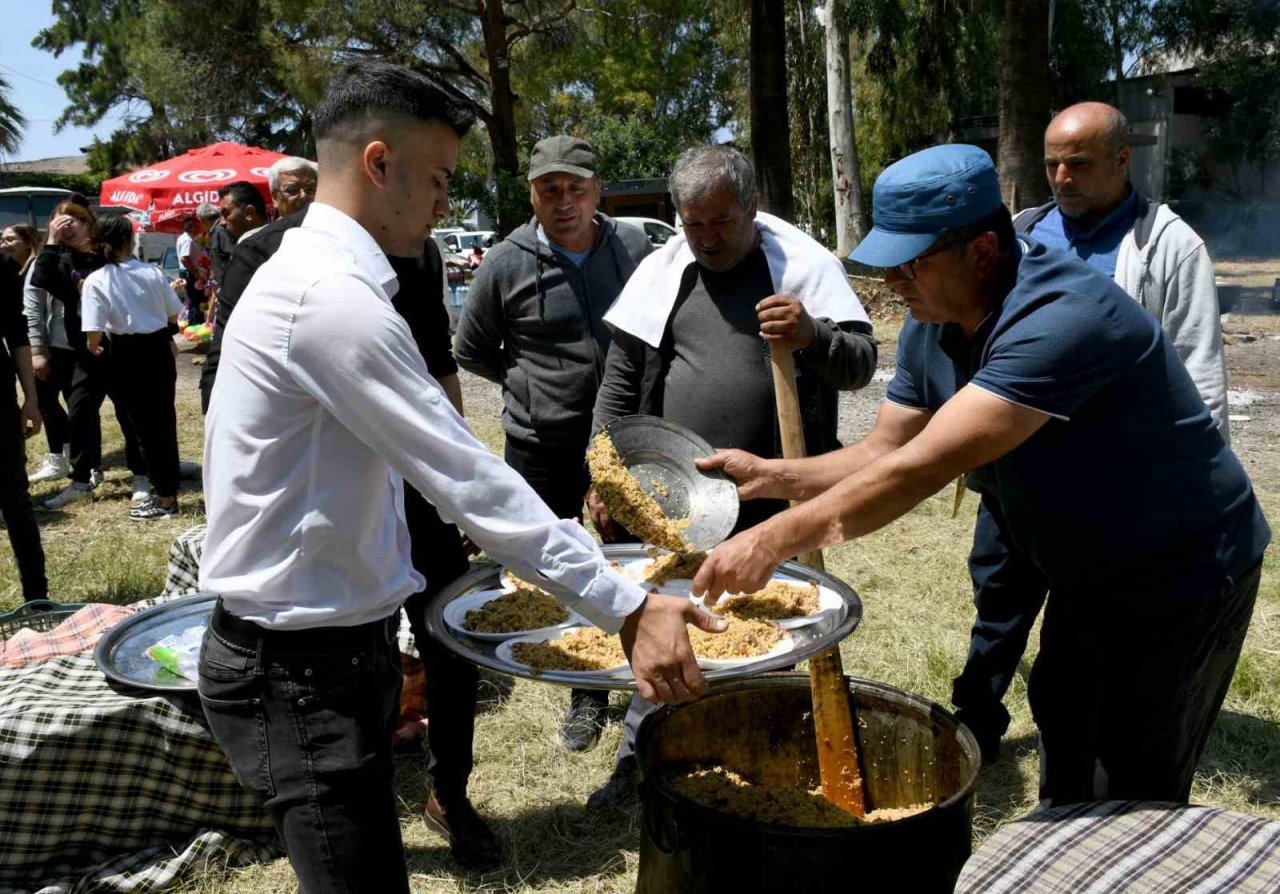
[603,211,870,348]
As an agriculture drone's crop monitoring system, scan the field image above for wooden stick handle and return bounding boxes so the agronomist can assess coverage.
[768,343,865,815]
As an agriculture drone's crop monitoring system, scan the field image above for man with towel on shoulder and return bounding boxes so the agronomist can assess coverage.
[586,144,878,808]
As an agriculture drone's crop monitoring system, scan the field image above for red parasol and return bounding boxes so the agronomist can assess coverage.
[99,141,299,232]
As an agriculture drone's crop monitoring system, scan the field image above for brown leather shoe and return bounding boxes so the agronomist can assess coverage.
[424,792,502,870]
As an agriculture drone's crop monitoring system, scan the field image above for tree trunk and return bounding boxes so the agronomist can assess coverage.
[480,0,523,237]
[750,0,795,221]
[997,0,1053,212]
[824,0,865,254]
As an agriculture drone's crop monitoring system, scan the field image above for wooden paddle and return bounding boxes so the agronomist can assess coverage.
[768,343,867,816]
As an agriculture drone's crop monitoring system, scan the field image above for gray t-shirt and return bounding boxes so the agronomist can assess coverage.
[662,248,776,459]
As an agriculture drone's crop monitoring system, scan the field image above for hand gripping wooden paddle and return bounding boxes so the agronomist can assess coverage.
[769,342,867,816]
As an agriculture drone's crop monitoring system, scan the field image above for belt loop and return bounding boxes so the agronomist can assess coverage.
[253,636,265,676]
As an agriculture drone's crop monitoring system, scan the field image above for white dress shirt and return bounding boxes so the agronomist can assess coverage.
[201,202,646,631]
[81,258,184,335]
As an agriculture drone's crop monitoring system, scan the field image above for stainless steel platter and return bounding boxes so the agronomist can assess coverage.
[424,544,863,690]
[94,593,215,692]
[601,415,738,551]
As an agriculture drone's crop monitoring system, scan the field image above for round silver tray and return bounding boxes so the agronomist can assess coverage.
[424,544,863,690]
[94,593,215,692]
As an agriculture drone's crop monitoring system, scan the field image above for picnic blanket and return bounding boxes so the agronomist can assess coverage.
[0,604,137,668]
[0,591,280,893]
[956,800,1280,893]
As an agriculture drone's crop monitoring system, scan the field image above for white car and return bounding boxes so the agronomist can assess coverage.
[441,230,496,253]
[615,216,679,246]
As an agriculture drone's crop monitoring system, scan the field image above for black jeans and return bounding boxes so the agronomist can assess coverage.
[1029,559,1263,805]
[66,346,146,484]
[402,484,478,804]
[35,347,75,455]
[199,602,409,894]
[951,496,1048,740]
[0,385,45,601]
[109,330,179,497]
[503,435,604,712]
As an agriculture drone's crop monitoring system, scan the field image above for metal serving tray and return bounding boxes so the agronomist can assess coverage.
[424,544,863,690]
[94,593,215,692]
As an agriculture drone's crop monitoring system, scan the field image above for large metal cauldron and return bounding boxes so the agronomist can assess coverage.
[635,674,981,893]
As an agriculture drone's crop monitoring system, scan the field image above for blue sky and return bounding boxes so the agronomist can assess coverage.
[1,5,121,162]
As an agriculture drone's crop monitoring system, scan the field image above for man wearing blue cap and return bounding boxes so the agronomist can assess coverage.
[691,143,1269,805]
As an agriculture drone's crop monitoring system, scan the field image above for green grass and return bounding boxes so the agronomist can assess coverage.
[3,358,1278,894]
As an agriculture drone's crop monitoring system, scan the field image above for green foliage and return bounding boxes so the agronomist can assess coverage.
[0,171,101,196]
[1152,0,1280,195]
[0,74,25,156]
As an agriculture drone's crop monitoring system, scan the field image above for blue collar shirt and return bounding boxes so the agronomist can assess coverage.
[1029,188,1139,278]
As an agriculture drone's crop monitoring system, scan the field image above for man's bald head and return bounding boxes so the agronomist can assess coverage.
[1043,101,1132,228]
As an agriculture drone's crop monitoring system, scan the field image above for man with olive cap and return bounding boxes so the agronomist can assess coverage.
[692,143,1269,805]
[455,136,653,752]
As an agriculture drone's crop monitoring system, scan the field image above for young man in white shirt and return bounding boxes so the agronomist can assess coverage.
[197,60,720,893]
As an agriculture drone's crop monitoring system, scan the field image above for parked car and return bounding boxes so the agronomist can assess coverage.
[0,187,74,233]
[615,216,678,246]
[441,230,496,254]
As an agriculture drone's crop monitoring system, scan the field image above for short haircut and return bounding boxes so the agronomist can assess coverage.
[312,61,475,144]
[668,145,757,212]
[1102,106,1129,158]
[268,156,318,193]
[96,214,134,262]
[937,205,1016,255]
[219,181,267,219]
[196,202,221,224]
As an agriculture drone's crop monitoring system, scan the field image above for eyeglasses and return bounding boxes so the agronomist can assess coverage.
[278,183,315,198]
[892,229,982,281]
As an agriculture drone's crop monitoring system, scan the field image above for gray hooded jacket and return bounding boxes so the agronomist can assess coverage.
[454,213,652,448]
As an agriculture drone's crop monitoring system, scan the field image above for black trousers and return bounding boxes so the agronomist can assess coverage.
[109,330,179,498]
[1030,559,1263,805]
[402,484,478,803]
[0,384,46,601]
[35,347,75,455]
[951,496,1048,740]
[199,604,409,894]
[66,345,146,484]
[503,435,601,711]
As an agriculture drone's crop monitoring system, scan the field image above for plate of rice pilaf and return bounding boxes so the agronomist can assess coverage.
[689,618,794,669]
[443,587,581,642]
[498,626,631,677]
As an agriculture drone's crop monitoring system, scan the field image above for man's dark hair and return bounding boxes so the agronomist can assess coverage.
[220,181,267,219]
[312,61,475,142]
[938,205,1015,256]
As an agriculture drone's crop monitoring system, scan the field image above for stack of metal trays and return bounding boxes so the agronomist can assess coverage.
[425,544,863,690]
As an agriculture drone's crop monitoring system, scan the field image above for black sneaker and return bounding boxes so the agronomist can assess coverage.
[586,756,639,810]
[129,498,176,522]
[557,689,608,753]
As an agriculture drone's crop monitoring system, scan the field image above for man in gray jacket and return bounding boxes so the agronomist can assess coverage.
[951,101,1231,759]
[454,135,652,752]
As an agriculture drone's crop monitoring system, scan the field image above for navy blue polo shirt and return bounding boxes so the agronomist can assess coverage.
[887,240,1269,603]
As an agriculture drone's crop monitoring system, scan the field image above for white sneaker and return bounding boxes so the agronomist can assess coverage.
[29,453,70,484]
[131,475,154,504]
[42,482,94,510]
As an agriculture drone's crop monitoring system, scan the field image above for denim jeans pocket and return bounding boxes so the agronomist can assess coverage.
[286,646,401,776]
[198,637,274,799]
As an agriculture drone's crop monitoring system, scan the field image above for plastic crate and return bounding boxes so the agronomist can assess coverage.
[0,600,88,641]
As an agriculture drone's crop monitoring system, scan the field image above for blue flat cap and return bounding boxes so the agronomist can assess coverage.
[851,144,1003,268]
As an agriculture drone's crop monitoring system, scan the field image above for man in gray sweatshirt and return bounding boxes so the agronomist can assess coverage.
[454,135,653,753]
[951,101,1231,759]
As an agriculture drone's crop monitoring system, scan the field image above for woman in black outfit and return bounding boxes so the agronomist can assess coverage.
[28,201,146,510]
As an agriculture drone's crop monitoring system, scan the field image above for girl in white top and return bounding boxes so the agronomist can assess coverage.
[80,215,185,520]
